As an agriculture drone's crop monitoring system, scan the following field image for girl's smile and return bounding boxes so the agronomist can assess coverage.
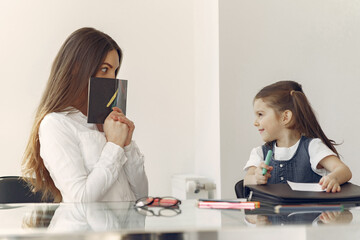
[253,98,284,143]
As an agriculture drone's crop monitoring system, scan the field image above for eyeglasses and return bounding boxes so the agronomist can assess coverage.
[134,197,182,217]
[134,196,181,208]
[135,206,182,217]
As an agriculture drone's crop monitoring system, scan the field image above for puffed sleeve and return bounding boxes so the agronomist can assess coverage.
[309,138,336,176]
[243,146,264,171]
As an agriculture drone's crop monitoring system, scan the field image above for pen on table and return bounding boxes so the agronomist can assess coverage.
[198,201,260,209]
[262,149,273,175]
[274,204,344,214]
[198,199,247,203]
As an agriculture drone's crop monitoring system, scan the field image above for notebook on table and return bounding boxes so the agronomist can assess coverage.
[246,182,360,204]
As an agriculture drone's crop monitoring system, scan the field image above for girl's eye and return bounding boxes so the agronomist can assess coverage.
[101,67,108,73]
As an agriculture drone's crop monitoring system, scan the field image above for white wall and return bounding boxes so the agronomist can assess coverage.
[2,0,358,200]
[0,0,197,196]
[219,0,360,198]
[194,0,221,198]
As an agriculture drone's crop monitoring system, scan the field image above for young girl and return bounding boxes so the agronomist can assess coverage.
[244,81,352,193]
[22,27,148,202]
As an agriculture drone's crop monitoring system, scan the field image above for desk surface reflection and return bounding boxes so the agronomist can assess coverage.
[1,200,360,240]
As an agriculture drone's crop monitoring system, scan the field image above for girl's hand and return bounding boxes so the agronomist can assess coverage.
[319,211,341,223]
[245,215,271,226]
[319,210,353,224]
[110,107,135,147]
[254,162,273,185]
[319,175,341,193]
[104,109,129,148]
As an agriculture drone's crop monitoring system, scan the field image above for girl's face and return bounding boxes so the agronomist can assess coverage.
[253,98,284,142]
[95,49,120,79]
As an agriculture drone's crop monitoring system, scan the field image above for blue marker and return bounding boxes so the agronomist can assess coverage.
[262,150,273,175]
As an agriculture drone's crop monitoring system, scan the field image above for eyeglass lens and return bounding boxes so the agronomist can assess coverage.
[135,197,180,208]
[136,207,181,217]
[135,197,154,207]
[152,197,180,207]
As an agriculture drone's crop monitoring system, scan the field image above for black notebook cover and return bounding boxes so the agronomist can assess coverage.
[246,182,360,204]
[87,77,127,124]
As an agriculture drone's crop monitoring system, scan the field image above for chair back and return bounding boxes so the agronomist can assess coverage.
[234,179,250,199]
[0,176,49,203]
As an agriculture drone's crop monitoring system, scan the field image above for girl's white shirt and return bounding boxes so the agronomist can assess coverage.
[39,108,148,202]
[244,138,337,176]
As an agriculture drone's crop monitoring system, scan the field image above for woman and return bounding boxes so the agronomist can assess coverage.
[22,27,148,202]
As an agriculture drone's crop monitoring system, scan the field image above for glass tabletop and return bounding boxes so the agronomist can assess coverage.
[0,200,360,239]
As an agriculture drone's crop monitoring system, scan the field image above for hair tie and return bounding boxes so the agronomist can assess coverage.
[290,90,295,96]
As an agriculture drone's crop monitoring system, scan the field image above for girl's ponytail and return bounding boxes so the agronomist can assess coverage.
[291,90,339,157]
[255,80,339,157]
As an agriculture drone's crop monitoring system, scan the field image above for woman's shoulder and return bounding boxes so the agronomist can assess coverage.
[40,111,81,135]
[41,107,86,126]
[41,112,70,127]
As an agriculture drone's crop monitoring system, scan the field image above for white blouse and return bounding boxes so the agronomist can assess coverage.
[47,202,145,232]
[244,138,336,176]
[39,108,148,202]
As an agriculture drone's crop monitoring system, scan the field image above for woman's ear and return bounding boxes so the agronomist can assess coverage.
[282,110,293,125]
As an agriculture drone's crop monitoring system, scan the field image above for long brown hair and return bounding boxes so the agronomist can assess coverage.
[255,80,339,156]
[22,27,122,202]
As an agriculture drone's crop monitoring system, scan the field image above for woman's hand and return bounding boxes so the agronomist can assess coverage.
[110,107,135,147]
[104,109,129,148]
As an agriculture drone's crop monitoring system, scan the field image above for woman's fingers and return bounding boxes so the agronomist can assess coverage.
[110,110,125,118]
[112,107,123,114]
[110,112,135,130]
[103,116,129,148]
[117,116,134,127]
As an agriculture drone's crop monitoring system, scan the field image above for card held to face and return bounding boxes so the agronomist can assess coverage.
[87,77,127,124]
